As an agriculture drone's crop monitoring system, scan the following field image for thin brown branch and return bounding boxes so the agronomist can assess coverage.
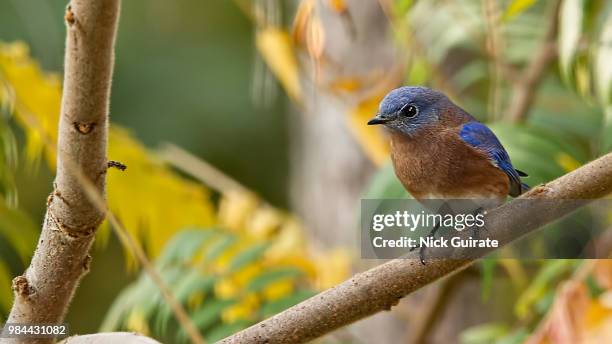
[159,143,249,194]
[219,152,612,344]
[65,159,205,344]
[6,1,120,343]
[506,0,560,122]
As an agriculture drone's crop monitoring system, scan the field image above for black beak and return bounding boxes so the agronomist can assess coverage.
[367,115,389,125]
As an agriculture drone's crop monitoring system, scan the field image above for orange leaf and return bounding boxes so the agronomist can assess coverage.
[327,0,348,14]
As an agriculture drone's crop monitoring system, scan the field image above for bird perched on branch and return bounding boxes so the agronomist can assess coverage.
[368,86,528,261]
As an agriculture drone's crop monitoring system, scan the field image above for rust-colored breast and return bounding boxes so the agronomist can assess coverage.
[389,126,509,202]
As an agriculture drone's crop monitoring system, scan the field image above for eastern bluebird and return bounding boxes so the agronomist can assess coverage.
[368,86,529,261]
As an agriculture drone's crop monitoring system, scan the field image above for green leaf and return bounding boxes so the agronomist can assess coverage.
[559,0,585,82]
[393,0,414,17]
[129,266,184,320]
[453,60,488,92]
[595,12,612,105]
[534,288,556,314]
[155,271,217,333]
[157,228,219,266]
[190,298,237,329]
[205,233,237,262]
[363,162,409,199]
[0,199,38,263]
[504,0,538,21]
[247,268,303,293]
[0,260,12,313]
[175,272,216,302]
[460,323,509,344]
[480,259,496,301]
[0,124,18,207]
[601,106,612,152]
[100,284,141,331]
[514,260,577,318]
[495,328,529,344]
[228,242,269,273]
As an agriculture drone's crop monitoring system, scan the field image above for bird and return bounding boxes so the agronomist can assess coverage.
[367,86,528,262]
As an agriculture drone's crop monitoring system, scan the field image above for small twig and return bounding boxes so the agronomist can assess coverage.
[506,0,560,122]
[158,143,249,195]
[107,160,127,171]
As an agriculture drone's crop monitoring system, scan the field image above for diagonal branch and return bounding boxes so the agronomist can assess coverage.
[6,1,120,343]
[219,152,612,344]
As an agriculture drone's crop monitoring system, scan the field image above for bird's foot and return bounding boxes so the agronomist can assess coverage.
[471,207,488,239]
[410,222,441,265]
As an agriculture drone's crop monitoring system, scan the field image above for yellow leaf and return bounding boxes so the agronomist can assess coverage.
[232,263,262,287]
[256,28,302,102]
[215,278,239,299]
[126,309,150,336]
[556,152,581,172]
[347,95,391,166]
[313,248,351,290]
[1,41,216,261]
[503,0,537,21]
[106,128,215,260]
[265,217,307,261]
[221,293,259,323]
[247,206,284,239]
[0,41,61,166]
[218,190,259,232]
[262,278,294,301]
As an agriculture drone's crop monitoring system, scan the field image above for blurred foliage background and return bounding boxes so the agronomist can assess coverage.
[0,0,612,343]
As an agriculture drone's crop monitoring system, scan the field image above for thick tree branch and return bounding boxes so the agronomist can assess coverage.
[5,1,120,343]
[220,152,612,344]
[506,0,560,122]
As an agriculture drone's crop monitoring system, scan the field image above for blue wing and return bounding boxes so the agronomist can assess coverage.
[459,122,528,197]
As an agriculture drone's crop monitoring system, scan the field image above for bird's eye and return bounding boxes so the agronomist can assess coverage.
[400,104,418,118]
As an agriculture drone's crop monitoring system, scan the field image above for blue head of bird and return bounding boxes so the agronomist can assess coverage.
[368,86,449,136]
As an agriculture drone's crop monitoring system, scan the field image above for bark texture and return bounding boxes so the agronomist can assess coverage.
[220,152,612,344]
[5,1,120,343]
